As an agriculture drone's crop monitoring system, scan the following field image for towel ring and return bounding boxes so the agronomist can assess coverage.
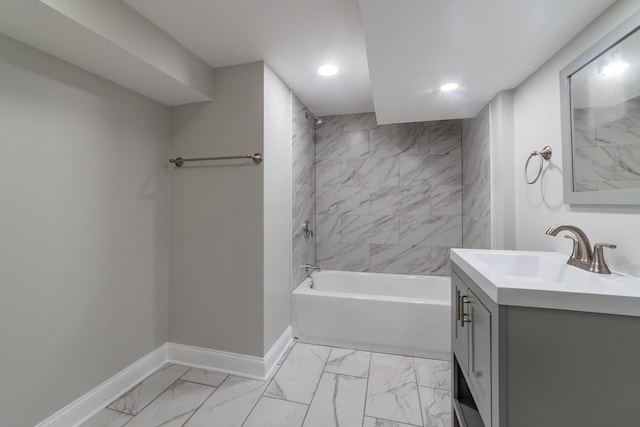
[524,146,552,184]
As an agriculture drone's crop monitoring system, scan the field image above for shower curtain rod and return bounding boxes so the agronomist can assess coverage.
[169,152,263,167]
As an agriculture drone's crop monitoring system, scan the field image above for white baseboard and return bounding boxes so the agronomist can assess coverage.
[36,343,168,427]
[263,326,294,379]
[167,326,292,380]
[36,327,292,427]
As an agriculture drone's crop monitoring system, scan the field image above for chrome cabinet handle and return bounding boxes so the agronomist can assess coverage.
[460,295,471,328]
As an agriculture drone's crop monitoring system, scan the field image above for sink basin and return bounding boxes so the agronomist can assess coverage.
[450,249,640,317]
[466,251,624,288]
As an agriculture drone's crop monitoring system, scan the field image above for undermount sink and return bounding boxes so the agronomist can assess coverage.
[450,249,640,317]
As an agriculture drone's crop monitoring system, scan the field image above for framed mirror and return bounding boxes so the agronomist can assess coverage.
[560,10,640,205]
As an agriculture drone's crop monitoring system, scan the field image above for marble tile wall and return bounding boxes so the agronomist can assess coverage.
[292,95,316,288]
[572,96,640,191]
[462,104,491,249]
[315,113,462,275]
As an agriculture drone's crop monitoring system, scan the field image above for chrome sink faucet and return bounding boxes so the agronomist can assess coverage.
[545,224,616,274]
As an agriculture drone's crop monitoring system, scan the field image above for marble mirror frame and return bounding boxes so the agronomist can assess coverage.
[560,9,640,205]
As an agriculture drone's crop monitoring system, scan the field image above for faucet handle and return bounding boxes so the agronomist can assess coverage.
[564,235,581,261]
[589,243,617,274]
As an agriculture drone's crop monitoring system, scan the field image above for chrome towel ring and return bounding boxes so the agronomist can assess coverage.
[524,146,552,184]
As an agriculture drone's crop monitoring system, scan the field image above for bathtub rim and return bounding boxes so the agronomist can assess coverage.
[293,279,449,305]
[293,273,452,306]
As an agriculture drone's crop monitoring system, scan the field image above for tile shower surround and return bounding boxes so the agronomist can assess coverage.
[315,113,462,275]
[462,104,491,249]
[292,95,316,288]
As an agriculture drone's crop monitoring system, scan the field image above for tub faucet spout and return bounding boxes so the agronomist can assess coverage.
[302,264,321,273]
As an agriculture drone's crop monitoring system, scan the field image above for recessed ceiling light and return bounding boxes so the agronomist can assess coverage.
[318,64,339,76]
[439,82,460,92]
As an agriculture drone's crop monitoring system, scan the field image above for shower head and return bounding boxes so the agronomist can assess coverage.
[305,111,323,129]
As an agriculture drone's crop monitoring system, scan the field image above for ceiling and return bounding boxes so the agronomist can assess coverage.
[360,0,618,123]
[124,0,374,117]
[0,0,618,123]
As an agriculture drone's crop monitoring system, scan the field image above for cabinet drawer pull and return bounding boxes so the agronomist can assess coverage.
[460,296,471,327]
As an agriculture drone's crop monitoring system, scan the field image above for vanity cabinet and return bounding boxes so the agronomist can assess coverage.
[452,277,491,425]
[451,262,640,427]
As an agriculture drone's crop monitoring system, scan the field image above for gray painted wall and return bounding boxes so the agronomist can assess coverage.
[315,113,462,275]
[462,105,492,249]
[169,62,265,357]
[291,95,316,288]
[513,0,640,277]
[170,61,293,357]
[263,64,293,351]
[0,34,170,426]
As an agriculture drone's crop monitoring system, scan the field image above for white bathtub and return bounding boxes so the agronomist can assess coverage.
[292,270,451,359]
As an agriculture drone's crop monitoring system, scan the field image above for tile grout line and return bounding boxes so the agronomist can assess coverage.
[412,357,426,427]
[119,375,186,427]
[179,378,225,388]
[239,345,292,427]
[104,363,174,412]
[298,344,332,426]
[178,385,218,427]
[104,407,133,416]
[361,349,374,427]
[373,415,424,427]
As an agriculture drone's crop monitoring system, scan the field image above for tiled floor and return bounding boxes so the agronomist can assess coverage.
[82,342,452,427]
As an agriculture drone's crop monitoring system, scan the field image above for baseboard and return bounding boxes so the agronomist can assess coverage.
[263,326,294,379]
[36,343,169,427]
[167,326,292,380]
[35,327,293,427]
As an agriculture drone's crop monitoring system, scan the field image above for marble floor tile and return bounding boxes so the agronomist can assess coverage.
[125,380,213,427]
[324,348,371,378]
[413,358,451,390]
[185,375,268,427]
[264,343,331,404]
[303,372,367,427]
[180,367,228,387]
[243,396,308,427]
[366,353,423,426]
[107,364,190,415]
[363,416,419,427]
[80,408,131,427]
[418,386,451,427]
[84,345,456,427]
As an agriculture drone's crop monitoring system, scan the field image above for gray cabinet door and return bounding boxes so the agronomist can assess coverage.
[452,273,469,373]
[468,289,492,426]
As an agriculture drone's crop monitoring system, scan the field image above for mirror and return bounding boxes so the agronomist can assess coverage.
[560,10,640,205]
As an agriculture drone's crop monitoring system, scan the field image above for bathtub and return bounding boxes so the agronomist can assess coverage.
[292,270,451,360]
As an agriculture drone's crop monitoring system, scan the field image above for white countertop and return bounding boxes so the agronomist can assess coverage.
[450,248,640,317]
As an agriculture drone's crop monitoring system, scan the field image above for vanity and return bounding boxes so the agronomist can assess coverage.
[450,249,640,427]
